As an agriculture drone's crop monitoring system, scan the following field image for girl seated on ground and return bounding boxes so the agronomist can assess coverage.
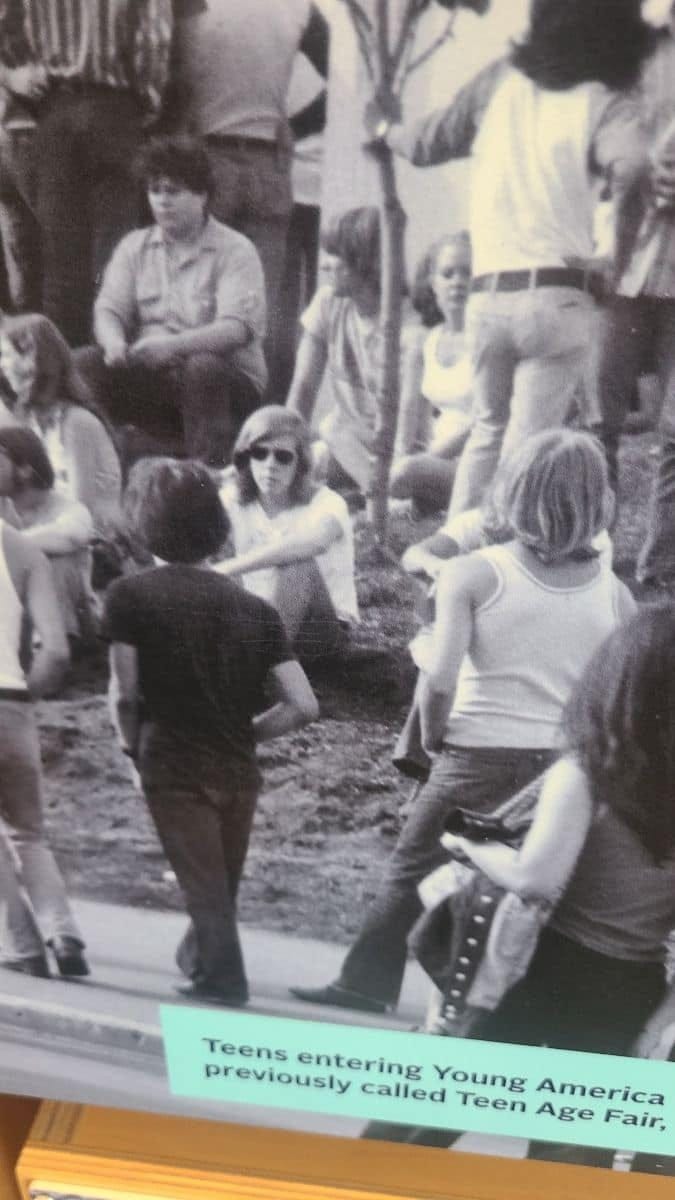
[216,406,359,664]
[0,314,122,538]
[390,232,473,514]
[0,427,97,646]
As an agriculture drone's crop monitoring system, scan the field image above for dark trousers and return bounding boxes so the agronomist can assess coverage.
[363,928,667,1169]
[274,201,321,401]
[338,745,555,1007]
[594,294,675,582]
[76,346,262,468]
[139,725,260,1000]
[205,136,293,391]
[32,87,144,346]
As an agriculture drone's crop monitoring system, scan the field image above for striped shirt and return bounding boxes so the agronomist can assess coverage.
[0,0,174,113]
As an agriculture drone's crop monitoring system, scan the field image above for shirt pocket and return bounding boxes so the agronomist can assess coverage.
[136,284,165,326]
[193,282,216,325]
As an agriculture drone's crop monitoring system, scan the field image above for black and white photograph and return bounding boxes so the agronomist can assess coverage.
[0,0,675,1183]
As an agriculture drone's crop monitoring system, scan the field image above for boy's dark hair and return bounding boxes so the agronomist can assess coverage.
[321,206,381,293]
[0,426,54,490]
[564,606,675,864]
[134,134,215,199]
[511,0,652,92]
[123,458,229,563]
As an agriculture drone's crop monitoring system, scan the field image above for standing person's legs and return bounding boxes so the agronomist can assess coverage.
[292,747,554,1010]
[274,202,321,401]
[636,299,675,585]
[33,90,143,346]
[593,295,652,493]
[499,287,593,463]
[207,139,293,391]
[140,730,258,1001]
[448,295,516,517]
[0,128,41,313]
[0,702,84,951]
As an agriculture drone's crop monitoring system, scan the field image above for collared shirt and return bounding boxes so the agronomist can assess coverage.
[618,30,675,299]
[0,0,174,113]
[96,215,267,393]
[393,58,645,277]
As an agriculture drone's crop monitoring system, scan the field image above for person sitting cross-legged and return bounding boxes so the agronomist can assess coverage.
[0,427,97,648]
[80,135,267,469]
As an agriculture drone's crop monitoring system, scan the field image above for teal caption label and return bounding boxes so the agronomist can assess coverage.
[160,1006,673,1154]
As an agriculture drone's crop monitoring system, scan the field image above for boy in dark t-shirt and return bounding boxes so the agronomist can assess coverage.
[103,458,318,1006]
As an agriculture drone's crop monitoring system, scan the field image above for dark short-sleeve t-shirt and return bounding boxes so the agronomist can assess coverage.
[102,564,293,770]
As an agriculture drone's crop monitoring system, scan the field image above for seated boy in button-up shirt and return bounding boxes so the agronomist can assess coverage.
[86,134,266,467]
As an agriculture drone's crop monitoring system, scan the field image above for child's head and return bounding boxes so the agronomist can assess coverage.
[489,428,612,562]
[321,206,381,297]
[412,231,472,327]
[564,605,675,863]
[123,458,229,563]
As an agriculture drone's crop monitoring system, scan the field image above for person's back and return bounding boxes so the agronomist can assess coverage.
[470,69,614,276]
[445,540,626,748]
[104,563,290,774]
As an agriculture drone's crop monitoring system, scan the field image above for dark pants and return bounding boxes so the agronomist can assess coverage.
[595,294,675,581]
[205,135,293,391]
[139,725,260,1000]
[76,346,262,467]
[337,745,555,1007]
[29,87,144,345]
[363,928,667,1169]
[274,201,321,401]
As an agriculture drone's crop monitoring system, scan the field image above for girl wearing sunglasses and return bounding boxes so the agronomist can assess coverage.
[216,406,359,663]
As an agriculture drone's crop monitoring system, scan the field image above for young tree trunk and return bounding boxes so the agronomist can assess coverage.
[368,147,406,544]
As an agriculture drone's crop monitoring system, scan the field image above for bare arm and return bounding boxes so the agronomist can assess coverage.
[286,331,328,421]
[441,757,594,902]
[401,531,460,581]
[21,500,93,556]
[215,511,342,578]
[108,642,141,758]
[23,547,69,697]
[394,329,426,457]
[418,554,494,752]
[253,659,319,742]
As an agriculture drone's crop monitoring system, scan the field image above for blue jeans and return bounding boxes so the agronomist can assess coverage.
[338,744,555,1006]
[449,286,594,515]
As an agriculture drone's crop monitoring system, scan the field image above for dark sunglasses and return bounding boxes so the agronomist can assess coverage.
[249,444,297,466]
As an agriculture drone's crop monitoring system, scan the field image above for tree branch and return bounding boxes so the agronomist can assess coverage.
[406,12,456,77]
[341,0,375,79]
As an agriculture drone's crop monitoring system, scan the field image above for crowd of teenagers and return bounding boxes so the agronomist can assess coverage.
[2,0,675,1177]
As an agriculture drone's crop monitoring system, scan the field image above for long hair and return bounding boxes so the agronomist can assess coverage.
[0,425,54,490]
[321,206,381,294]
[511,0,652,92]
[232,406,316,507]
[489,428,612,562]
[411,231,472,327]
[564,606,675,864]
[123,457,230,564]
[0,313,113,435]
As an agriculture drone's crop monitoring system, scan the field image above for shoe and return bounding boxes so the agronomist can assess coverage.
[1,954,51,978]
[174,981,249,1007]
[289,982,388,1013]
[49,936,90,977]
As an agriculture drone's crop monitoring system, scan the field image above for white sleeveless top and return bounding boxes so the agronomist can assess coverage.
[470,69,615,276]
[445,544,628,749]
[0,521,27,691]
[421,327,473,414]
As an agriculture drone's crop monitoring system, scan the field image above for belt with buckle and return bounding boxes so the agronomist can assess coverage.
[471,267,598,295]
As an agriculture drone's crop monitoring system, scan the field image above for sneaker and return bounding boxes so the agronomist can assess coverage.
[49,936,90,978]
[174,981,249,1007]
[1,954,51,978]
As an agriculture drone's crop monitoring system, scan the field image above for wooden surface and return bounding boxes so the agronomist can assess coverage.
[15,1100,675,1200]
[0,1095,40,1200]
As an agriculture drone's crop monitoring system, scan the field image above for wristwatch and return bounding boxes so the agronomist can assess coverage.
[374,117,392,143]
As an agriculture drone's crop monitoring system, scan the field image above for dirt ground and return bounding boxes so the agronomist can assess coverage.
[37,434,657,946]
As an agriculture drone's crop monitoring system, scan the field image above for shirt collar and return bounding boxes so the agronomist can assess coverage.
[149,215,220,264]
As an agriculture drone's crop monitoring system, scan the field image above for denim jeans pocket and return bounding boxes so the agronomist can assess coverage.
[523,289,593,358]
